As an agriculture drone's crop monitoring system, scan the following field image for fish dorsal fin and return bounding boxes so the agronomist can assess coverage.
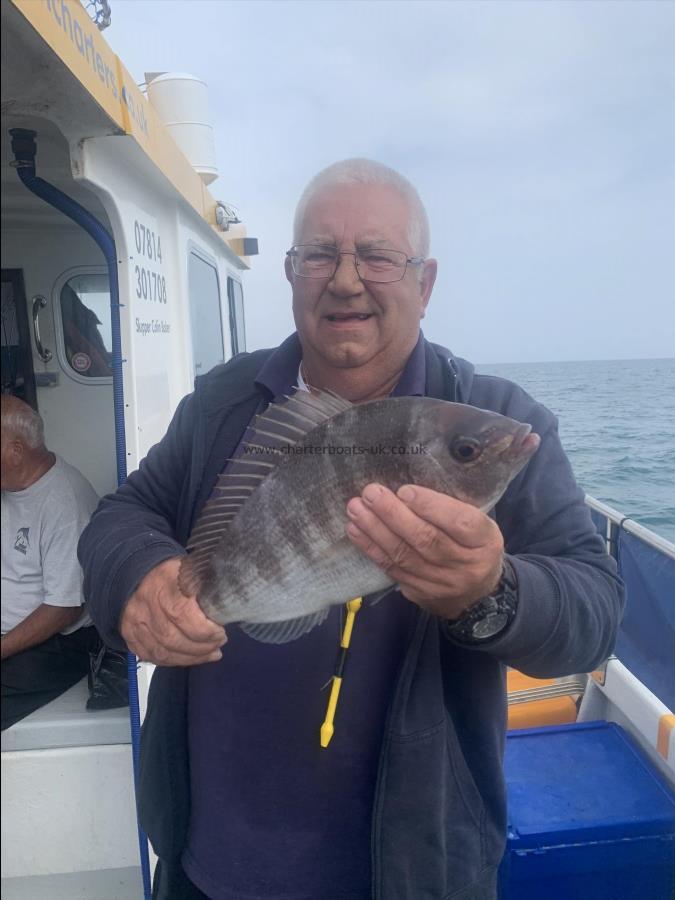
[178,549,215,598]
[277,388,352,426]
[229,388,353,473]
[182,389,352,595]
[239,608,330,644]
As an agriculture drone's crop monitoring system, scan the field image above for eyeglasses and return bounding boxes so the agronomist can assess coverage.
[286,244,425,284]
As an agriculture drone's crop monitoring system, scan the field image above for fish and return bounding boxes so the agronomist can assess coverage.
[178,389,540,643]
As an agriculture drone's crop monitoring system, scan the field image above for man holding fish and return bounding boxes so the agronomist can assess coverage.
[79,159,623,900]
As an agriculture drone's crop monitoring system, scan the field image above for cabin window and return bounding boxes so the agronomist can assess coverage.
[188,252,225,377]
[227,276,246,356]
[59,274,112,378]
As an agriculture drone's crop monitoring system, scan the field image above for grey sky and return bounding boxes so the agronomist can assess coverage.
[106,0,675,363]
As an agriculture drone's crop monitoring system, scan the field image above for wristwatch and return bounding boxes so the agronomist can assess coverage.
[445,558,519,643]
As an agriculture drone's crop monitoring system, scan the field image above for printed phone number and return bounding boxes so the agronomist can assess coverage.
[134,266,167,303]
[134,220,167,303]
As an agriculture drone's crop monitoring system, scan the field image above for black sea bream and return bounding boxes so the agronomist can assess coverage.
[179,390,540,642]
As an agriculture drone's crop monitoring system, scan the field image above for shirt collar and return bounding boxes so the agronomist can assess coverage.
[254,333,303,401]
[255,330,427,400]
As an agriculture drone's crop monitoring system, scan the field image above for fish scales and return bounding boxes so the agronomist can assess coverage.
[180,392,540,643]
[204,406,439,611]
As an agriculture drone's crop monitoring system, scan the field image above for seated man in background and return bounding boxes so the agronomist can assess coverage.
[1,395,99,730]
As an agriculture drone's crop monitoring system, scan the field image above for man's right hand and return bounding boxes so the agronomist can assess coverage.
[120,558,227,666]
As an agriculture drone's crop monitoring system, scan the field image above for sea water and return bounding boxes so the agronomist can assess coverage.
[475,358,675,543]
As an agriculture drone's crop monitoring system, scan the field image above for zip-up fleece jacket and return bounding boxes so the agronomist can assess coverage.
[78,340,624,900]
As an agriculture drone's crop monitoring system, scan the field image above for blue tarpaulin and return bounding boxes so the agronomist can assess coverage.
[615,531,675,712]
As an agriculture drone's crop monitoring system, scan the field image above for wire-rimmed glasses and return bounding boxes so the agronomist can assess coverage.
[286,244,425,284]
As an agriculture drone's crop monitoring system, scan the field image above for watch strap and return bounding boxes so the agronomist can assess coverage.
[445,558,519,644]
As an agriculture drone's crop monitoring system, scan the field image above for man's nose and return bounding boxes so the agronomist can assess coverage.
[328,252,364,296]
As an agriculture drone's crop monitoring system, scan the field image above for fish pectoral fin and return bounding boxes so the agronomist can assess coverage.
[239,608,330,644]
[365,585,399,606]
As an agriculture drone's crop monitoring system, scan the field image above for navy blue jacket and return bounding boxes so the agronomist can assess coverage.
[78,340,624,899]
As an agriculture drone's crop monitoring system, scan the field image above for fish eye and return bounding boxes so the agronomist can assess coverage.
[450,437,482,463]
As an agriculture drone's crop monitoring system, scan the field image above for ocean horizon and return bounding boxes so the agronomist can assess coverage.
[476,356,674,367]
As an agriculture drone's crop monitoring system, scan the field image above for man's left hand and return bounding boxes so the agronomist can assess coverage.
[346,483,504,620]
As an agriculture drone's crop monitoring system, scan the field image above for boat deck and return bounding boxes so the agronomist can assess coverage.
[1,866,143,900]
[1,678,131,753]
[1,679,141,896]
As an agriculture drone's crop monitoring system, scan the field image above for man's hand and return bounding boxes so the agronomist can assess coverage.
[121,558,227,667]
[346,484,504,620]
[1,604,83,661]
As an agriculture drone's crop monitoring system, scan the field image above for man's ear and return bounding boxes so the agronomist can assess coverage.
[7,438,24,466]
[419,258,437,319]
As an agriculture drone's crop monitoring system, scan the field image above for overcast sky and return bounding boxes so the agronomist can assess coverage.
[106,0,674,364]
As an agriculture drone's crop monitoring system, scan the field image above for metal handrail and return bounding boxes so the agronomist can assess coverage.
[585,495,675,560]
[507,674,588,706]
[31,295,52,363]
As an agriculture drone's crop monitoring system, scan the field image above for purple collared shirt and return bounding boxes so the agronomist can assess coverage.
[183,333,426,900]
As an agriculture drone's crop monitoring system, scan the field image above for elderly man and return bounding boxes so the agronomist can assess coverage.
[79,159,623,900]
[1,396,99,729]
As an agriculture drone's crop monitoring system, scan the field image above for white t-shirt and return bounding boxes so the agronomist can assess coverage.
[1,455,99,635]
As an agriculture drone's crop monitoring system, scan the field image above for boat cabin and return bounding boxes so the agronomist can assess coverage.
[2,1,255,895]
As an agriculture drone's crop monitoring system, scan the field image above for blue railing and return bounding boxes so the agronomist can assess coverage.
[585,496,675,712]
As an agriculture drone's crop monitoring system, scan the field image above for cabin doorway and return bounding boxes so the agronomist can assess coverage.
[1,269,36,409]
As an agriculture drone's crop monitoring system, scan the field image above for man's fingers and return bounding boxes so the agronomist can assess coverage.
[131,641,223,668]
[138,610,224,656]
[132,558,226,643]
[133,621,224,666]
[347,484,465,567]
[121,559,227,667]
[162,592,226,645]
[345,484,506,620]
[396,484,497,549]
[346,501,448,574]
[346,520,464,591]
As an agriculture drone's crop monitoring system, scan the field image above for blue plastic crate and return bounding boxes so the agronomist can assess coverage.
[499,721,675,900]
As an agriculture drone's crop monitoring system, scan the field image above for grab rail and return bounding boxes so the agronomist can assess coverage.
[507,674,588,706]
[585,495,675,561]
[31,295,52,363]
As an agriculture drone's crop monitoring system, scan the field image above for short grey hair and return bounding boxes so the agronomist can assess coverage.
[1,399,45,449]
[293,158,430,257]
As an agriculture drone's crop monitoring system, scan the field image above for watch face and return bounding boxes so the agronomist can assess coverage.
[472,612,509,640]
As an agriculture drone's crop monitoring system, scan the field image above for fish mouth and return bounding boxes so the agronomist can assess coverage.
[506,423,540,461]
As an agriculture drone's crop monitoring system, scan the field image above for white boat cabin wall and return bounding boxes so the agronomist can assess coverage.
[2,125,248,496]
[2,3,254,892]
